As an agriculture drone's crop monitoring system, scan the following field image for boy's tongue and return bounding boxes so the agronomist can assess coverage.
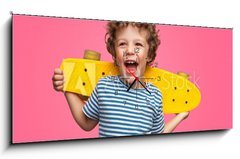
[126,64,137,74]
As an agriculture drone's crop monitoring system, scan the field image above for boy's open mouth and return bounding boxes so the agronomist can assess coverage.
[124,60,138,74]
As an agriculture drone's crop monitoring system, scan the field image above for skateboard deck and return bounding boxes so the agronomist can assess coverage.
[60,52,201,114]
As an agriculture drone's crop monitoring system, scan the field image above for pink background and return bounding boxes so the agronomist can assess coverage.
[13,15,232,143]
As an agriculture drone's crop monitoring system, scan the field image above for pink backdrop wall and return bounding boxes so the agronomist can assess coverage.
[13,15,232,143]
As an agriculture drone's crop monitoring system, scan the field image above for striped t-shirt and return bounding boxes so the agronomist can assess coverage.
[82,76,164,137]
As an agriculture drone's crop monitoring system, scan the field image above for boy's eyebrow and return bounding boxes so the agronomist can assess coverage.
[116,38,127,41]
[115,39,127,43]
[134,39,145,42]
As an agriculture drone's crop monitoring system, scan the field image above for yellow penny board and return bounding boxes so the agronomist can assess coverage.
[60,58,201,114]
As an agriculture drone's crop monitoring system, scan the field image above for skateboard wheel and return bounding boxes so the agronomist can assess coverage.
[83,50,101,61]
[177,72,189,80]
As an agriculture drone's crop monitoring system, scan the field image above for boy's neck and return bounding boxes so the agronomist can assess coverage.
[120,76,147,89]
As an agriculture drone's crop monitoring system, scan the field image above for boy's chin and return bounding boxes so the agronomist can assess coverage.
[126,76,136,84]
[120,74,135,85]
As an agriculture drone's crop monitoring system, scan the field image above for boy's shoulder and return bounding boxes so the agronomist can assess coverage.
[97,75,119,86]
[96,76,121,92]
[98,75,118,82]
[147,82,162,97]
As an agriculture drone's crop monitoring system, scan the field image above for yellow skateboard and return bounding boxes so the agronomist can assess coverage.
[60,50,201,114]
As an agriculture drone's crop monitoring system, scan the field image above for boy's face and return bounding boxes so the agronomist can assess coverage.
[115,25,150,84]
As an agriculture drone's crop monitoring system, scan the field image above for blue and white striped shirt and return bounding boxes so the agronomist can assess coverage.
[82,76,164,137]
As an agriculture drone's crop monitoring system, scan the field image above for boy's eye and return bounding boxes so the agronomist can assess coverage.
[119,42,126,46]
[136,43,143,46]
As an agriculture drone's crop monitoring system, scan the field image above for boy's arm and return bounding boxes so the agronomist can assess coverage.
[65,92,98,131]
[163,112,189,133]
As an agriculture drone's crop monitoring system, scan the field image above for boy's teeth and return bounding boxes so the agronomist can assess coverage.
[126,61,137,64]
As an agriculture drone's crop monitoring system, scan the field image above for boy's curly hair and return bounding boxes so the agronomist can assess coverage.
[105,21,160,64]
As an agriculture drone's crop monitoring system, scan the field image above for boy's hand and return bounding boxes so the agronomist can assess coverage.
[176,112,190,120]
[52,68,64,92]
[163,112,190,133]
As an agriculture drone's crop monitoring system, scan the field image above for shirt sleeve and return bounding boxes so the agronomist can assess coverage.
[151,89,165,134]
[82,85,99,121]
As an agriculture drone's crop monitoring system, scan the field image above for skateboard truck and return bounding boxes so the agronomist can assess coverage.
[177,72,190,80]
[83,50,101,61]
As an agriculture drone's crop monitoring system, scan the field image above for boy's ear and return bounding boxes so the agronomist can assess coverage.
[112,56,119,66]
[146,56,152,63]
[112,56,116,63]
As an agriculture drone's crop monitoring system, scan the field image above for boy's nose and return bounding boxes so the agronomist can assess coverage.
[126,46,135,54]
[125,50,135,55]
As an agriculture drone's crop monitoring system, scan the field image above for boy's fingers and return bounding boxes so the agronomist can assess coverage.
[54,68,63,75]
[54,80,64,87]
[56,85,64,91]
[53,75,64,81]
